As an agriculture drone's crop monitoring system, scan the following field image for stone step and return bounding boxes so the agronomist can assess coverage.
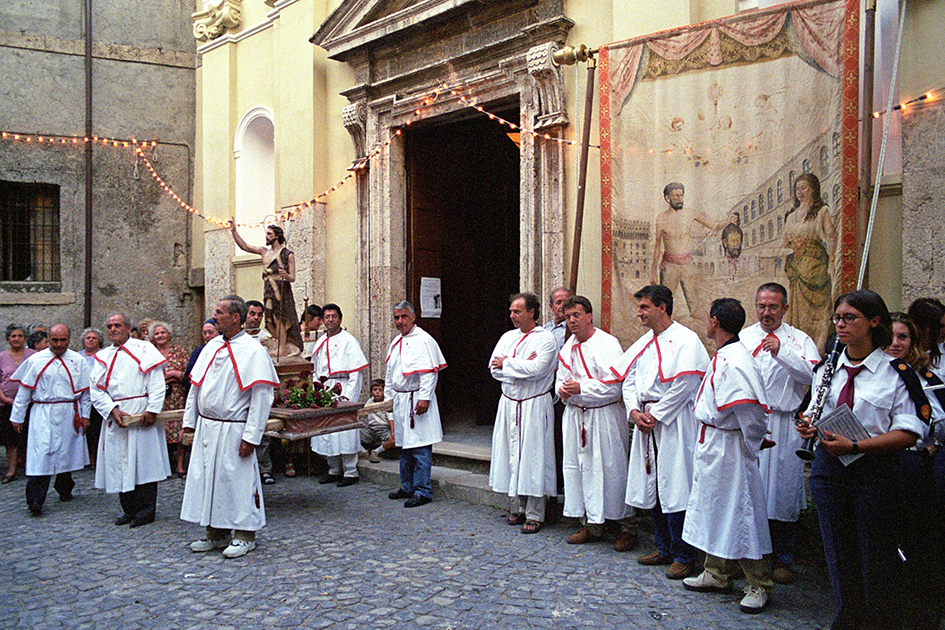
[357,445,507,510]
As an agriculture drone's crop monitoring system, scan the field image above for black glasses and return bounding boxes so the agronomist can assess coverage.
[830,314,865,325]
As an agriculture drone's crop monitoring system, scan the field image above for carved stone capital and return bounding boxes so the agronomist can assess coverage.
[527,43,569,130]
[193,0,242,43]
[343,102,368,166]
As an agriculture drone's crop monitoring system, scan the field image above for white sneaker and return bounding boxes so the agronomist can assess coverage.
[682,570,733,593]
[739,585,769,614]
[368,450,380,463]
[190,537,230,553]
[222,539,256,558]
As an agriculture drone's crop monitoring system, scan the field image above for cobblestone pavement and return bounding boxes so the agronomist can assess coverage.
[0,467,834,629]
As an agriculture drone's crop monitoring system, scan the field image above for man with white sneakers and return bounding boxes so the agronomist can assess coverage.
[682,298,773,614]
[181,295,279,558]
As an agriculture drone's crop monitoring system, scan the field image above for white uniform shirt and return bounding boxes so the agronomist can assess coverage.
[309,330,369,456]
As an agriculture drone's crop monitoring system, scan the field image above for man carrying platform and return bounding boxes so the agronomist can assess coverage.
[309,303,369,486]
[91,313,169,528]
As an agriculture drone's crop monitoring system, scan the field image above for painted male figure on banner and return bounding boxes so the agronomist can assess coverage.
[600,0,857,350]
[650,183,734,323]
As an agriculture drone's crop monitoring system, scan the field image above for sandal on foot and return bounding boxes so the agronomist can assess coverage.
[521,520,543,534]
[507,513,526,526]
[2,473,15,484]
[285,463,296,478]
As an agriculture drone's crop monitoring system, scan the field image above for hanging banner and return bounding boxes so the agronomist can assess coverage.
[599,0,859,351]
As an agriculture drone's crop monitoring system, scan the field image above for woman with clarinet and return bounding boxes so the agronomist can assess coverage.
[796,290,930,630]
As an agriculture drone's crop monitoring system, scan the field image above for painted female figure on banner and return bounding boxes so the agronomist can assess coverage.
[782,173,838,349]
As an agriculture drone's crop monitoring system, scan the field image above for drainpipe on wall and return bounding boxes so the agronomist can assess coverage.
[83,0,94,328]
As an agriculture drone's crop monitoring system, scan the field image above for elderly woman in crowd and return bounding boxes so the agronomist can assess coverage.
[149,321,191,478]
[1,324,36,483]
[80,327,105,469]
[26,330,48,351]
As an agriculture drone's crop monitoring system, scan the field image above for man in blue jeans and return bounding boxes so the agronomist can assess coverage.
[384,301,447,508]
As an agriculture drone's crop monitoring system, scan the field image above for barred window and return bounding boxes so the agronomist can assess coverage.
[0,181,61,283]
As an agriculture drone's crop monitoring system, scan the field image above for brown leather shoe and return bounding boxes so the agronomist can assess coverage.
[772,565,795,584]
[613,531,637,552]
[566,528,602,544]
[637,550,673,565]
[665,561,694,580]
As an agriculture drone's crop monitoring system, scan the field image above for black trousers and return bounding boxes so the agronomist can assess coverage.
[26,472,74,507]
[118,481,158,521]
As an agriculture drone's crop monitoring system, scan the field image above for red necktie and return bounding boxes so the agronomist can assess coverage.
[836,365,864,409]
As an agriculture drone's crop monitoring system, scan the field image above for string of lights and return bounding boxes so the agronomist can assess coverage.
[6,82,938,228]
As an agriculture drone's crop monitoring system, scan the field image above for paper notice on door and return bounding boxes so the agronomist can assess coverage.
[420,277,442,318]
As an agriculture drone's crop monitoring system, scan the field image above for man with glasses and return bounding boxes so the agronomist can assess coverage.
[740,283,818,584]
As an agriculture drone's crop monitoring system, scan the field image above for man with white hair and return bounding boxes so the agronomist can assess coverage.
[91,313,169,528]
[385,301,446,508]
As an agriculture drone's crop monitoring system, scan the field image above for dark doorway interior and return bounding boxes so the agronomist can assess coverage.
[405,103,520,431]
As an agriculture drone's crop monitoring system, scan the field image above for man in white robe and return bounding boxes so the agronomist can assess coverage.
[181,295,279,558]
[385,300,446,508]
[488,292,557,533]
[741,282,817,584]
[557,296,634,550]
[310,303,368,486]
[91,313,169,528]
[609,284,708,578]
[683,298,773,614]
[10,324,90,515]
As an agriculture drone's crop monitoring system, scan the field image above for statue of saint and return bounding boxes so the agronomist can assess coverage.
[229,220,305,360]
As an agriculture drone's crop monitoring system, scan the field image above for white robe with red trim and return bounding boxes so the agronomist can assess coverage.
[309,330,369,457]
[91,339,170,493]
[10,349,91,476]
[741,322,818,522]
[488,326,558,499]
[557,328,629,524]
[180,332,279,531]
[683,340,771,560]
[384,326,446,450]
[610,321,708,513]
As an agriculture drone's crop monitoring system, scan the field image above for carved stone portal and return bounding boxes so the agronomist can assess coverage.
[193,0,242,42]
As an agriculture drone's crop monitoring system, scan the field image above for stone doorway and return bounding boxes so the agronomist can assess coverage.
[405,104,521,432]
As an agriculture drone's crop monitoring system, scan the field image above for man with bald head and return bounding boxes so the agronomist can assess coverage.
[10,324,91,515]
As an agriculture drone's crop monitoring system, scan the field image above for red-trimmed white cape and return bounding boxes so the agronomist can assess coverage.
[684,340,771,560]
[310,330,368,457]
[609,321,708,512]
[180,331,278,532]
[384,325,446,450]
[10,349,91,476]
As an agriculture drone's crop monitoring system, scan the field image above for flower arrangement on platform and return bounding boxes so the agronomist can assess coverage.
[274,370,346,410]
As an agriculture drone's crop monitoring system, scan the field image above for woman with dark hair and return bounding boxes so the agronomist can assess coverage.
[886,312,945,630]
[782,173,838,349]
[908,298,945,381]
[1,324,35,482]
[797,290,929,629]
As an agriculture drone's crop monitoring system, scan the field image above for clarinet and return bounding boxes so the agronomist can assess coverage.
[795,336,843,461]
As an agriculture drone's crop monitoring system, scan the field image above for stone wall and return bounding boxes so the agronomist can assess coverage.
[0,1,199,346]
[901,101,945,305]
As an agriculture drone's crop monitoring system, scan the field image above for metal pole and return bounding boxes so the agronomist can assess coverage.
[568,57,597,296]
[83,0,93,328]
[856,0,876,289]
